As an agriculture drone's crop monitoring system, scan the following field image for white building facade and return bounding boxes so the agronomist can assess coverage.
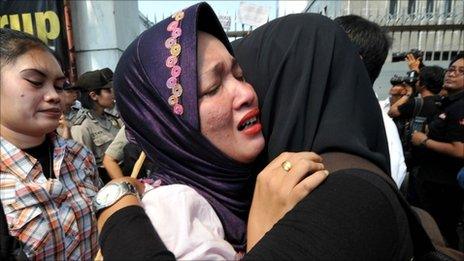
[70,0,151,76]
[305,0,464,98]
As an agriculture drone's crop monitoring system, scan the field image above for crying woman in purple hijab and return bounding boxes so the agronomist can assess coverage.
[110,2,328,259]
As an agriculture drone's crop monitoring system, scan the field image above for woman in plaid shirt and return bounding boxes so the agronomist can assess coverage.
[0,28,101,260]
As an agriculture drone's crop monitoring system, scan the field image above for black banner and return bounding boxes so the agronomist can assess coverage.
[0,0,69,75]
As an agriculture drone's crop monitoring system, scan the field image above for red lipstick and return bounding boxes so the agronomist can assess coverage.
[237,108,262,135]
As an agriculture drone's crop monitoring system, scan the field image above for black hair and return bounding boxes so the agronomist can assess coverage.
[334,15,392,83]
[0,28,60,68]
[449,52,464,67]
[418,66,445,94]
[79,89,103,110]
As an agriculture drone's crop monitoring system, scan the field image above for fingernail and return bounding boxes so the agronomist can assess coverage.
[323,170,330,177]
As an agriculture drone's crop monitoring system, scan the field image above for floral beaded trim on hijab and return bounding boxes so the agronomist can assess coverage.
[165,10,185,115]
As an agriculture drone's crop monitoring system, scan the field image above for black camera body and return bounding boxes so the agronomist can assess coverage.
[392,49,424,63]
[390,70,419,87]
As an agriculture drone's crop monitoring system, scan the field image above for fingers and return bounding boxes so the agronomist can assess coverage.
[405,53,412,62]
[291,169,329,203]
[286,157,325,187]
[293,151,323,163]
[258,151,325,189]
[268,151,322,170]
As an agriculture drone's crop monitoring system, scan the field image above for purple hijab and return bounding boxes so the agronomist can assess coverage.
[113,2,251,250]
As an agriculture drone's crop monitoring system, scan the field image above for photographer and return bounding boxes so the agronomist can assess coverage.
[387,67,444,211]
[410,54,464,249]
[388,66,443,122]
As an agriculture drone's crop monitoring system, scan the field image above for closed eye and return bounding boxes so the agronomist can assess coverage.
[25,79,42,87]
[54,85,64,92]
[203,85,221,97]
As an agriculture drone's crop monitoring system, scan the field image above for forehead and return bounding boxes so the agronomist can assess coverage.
[391,85,404,90]
[450,58,464,67]
[9,49,63,78]
[198,32,232,64]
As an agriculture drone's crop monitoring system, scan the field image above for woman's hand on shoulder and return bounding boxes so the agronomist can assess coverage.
[247,151,329,251]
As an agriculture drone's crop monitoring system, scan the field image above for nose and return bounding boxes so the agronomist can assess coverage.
[233,80,257,110]
[44,84,61,104]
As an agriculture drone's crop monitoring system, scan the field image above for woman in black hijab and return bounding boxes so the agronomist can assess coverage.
[233,13,415,259]
[232,14,390,173]
[97,12,415,260]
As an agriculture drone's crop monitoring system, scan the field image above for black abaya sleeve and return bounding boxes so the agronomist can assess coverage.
[244,169,414,260]
[99,206,175,260]
[100,170,413,260]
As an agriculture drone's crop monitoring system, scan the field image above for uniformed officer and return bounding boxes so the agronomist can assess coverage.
[56,81,83,139]
[71,68,123,183]
[411,53,464,249]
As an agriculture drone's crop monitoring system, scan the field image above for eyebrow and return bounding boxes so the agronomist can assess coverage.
[20,68,66,81]
[200,58,238,77]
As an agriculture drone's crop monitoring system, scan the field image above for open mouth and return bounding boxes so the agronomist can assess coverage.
[238,116,258,131]
[238,108,260,131]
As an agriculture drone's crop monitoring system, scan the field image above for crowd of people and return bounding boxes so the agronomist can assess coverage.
[1,2,463,260]
[387,53,464,250]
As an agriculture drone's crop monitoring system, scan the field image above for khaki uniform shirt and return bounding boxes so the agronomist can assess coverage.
[65,107,86,127]
[71,109,122,166]
[105,126,128,162]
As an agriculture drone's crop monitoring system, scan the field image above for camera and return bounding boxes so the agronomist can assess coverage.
[390,70,419,87]
[391,49,424,63]
[410,116,426,133]
[405,116,427,145]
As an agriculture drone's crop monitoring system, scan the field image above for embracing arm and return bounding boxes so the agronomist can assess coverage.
[97,178,175,260]
[97,152,328,259]
[99,205,175,260]
[244,170,413,260]
[247,152,328,251]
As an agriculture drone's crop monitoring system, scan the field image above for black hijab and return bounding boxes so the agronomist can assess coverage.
[233,13,390,175]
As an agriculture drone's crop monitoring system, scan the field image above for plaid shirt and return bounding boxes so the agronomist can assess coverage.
[1,133,101,260]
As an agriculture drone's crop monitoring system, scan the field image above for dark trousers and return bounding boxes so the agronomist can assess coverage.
[413,177,464,249]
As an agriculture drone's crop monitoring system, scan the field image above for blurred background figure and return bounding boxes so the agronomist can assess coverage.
[71,68,122,184]
[409,53,464,249]
[57,81,83,139]
[334,15,407,188]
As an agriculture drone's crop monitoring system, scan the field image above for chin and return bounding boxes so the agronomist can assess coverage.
[39,122,60,135]
[241,144,265,163]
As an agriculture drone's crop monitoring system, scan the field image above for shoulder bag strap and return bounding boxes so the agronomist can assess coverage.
[321,152,444,260]
[413,97,424,118]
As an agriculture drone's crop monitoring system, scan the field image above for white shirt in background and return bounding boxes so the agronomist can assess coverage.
[378,97,407,188]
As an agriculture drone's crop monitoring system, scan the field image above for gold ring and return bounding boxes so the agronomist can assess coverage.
[281,160,292,172]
